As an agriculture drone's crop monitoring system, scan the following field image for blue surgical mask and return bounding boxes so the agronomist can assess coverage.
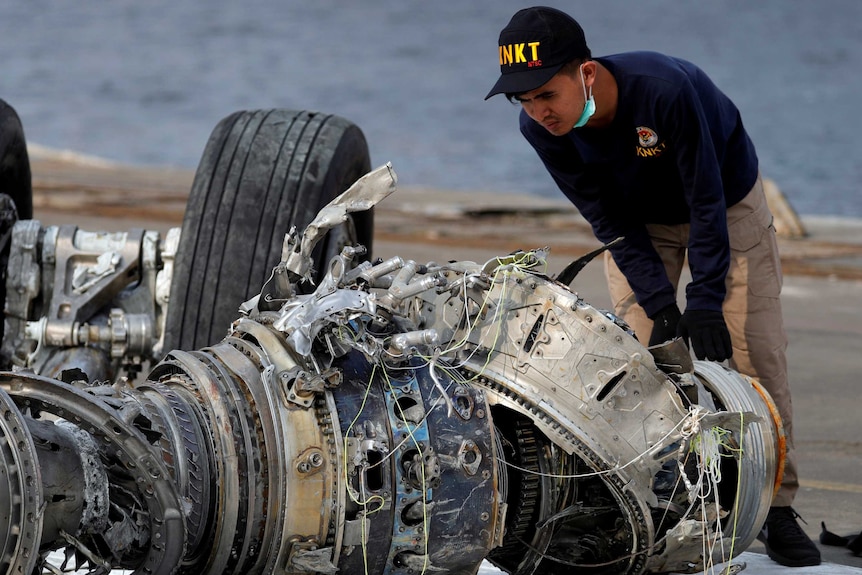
[573,64,595,129]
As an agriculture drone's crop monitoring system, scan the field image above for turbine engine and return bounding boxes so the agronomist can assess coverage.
[1,165,782,575]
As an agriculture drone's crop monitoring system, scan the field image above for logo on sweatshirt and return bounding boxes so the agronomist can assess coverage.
[635,126,666,158]
[636,126,659,147]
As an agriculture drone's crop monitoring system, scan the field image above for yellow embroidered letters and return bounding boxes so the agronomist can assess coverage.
[499,41,541,66]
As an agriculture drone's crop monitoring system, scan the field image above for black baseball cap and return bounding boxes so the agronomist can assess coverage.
[485,6,591,100]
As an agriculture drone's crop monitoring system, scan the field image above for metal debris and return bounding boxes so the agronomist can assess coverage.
[0,165,781,575]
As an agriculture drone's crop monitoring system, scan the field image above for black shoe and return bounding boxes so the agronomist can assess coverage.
[758,506,822,567]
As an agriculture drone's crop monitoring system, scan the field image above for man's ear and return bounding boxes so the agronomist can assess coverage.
[581,60,598,88]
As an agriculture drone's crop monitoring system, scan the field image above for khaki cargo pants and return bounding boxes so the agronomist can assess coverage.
[604,174,797,507]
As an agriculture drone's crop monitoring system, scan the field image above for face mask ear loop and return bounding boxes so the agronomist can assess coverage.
[580,64,592,104]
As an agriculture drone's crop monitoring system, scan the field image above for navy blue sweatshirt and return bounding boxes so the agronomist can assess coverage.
[521,51,758,317]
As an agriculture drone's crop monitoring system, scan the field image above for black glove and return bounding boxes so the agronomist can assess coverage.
[676,309,733,361]
[648,304,681,346]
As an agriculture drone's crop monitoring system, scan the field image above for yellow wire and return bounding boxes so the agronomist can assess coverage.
[383,368,431,575]
[720,411,746,575]
[340,362,386,575]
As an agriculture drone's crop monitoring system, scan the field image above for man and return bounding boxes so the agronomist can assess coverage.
[485,6,820,568]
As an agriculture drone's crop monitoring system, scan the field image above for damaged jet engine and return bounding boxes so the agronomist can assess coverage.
[0,109,782,575]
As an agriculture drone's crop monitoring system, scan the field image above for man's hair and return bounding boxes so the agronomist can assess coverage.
[560,58,586,78]
[505,58,589,103]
